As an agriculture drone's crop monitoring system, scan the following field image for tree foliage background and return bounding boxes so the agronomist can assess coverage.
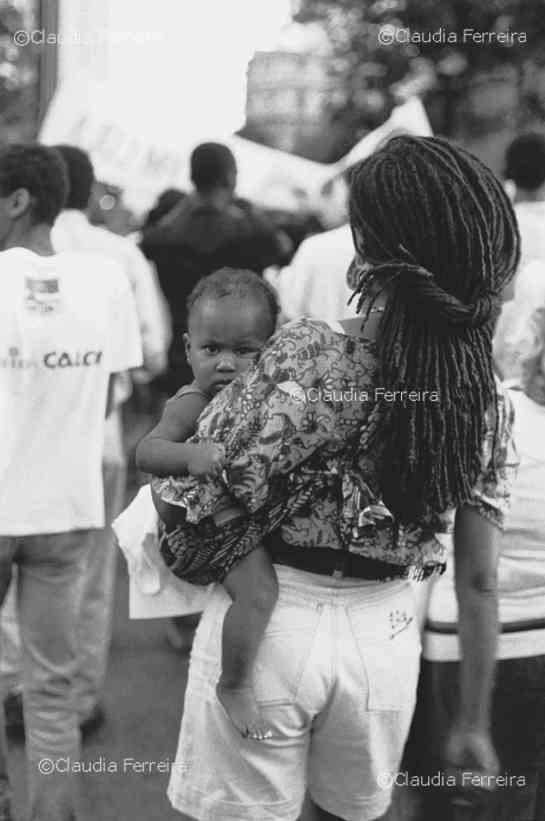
[0,0,40,143]
[294,0,545,161]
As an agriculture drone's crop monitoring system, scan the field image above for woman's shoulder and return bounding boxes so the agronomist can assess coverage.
[276,316,342,338]
[272,317,370,352]
[256,316,376,389]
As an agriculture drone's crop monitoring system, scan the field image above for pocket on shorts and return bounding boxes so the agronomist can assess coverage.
[347,588,421,712]
[251,592,320,707]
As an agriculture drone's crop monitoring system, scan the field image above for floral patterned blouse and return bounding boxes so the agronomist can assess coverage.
[154,319,518,586]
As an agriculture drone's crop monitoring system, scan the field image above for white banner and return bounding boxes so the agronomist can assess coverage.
[40,82,432,214]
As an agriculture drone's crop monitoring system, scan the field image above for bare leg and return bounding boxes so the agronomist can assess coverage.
[216,546,278,740]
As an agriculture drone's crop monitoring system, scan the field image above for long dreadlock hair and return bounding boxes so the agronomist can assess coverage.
[348,135,520,525]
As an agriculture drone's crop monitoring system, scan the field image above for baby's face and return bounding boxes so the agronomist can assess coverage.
[184,297,271,396]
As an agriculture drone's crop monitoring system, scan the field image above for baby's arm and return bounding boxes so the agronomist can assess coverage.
[136,392,223,477]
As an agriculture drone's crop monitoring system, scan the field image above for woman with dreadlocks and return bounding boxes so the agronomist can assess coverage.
[161,135,519,821]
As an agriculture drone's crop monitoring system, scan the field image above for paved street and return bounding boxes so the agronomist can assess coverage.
[8,555,189,821]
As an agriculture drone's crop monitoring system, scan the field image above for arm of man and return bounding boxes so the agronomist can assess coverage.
[136,392,223,477]
[105,260,143,412]
[444,383,518,789]
[445,506,500,777]
[126,243,170,377]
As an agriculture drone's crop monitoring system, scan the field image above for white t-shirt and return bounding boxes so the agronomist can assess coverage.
[0,248,142,535]
[515,201,545,271]
[52,210,170,375]
[276,224,359,324]
[423,389,545,661]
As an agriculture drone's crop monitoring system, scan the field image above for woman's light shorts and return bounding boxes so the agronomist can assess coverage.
[168,565,421,821]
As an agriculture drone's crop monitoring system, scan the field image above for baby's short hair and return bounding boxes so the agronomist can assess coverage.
[186,267,279,335]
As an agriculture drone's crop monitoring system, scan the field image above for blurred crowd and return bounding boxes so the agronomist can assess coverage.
[1,128,545,821]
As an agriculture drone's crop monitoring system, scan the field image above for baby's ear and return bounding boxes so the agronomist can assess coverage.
[183,333,191,359]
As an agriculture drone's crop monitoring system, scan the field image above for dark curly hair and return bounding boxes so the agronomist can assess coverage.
[187,267,279,336]
[348,135,520,524]
[0,144,68,225]
[190,142,236,193]
[504,132,545,191]
[54,145,95,210]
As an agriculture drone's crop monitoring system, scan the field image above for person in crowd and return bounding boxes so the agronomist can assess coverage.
[137,268,280,738]
[0,144,168,735]
[145,135,518,821]
[142,188,186,232]
[275,221,358,324]
[420,286,545,820]
[52,145,169,378]
[494,134,545,405]
[504,132,545,271]
[140,141,286,393]
[0,144,141,821]
[494,254,545,406]
[274,172,358,325]
[51,143,163,731]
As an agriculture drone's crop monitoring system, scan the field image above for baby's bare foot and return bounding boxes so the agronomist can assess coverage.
[216,683,273,740]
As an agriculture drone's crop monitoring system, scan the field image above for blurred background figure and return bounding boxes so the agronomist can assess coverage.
[274,172,359,324]
[52,145,169,380]
[0,144,165,737]
[420,332,545,821]
[140,141,286,394]
[51,144,167,731]
[141,188,186,232]
[0,142,141,821]
[495,135,545,405]
[505,133,545,272]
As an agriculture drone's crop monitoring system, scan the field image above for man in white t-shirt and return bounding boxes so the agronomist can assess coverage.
[0,145,142,821]
[274,223,359,324]
[50,145,166,730]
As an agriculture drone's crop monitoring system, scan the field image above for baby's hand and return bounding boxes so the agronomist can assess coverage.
[185,443,225,477]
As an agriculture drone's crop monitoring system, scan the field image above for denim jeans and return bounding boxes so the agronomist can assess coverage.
[0,457,126,722]
[0,530,94,821]
[0,573,20,696]
[74,458,126,719]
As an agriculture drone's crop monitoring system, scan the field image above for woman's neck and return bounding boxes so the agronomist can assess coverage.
[339,304,386,340]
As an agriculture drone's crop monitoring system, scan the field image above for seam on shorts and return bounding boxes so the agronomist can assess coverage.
[168,784,301,820]
[252,609,321,706]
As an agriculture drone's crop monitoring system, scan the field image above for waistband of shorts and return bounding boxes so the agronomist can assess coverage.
[267,537,409,580]
[271,563,409,606]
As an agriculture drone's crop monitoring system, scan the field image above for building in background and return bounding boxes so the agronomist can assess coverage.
[242,22,342,162]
